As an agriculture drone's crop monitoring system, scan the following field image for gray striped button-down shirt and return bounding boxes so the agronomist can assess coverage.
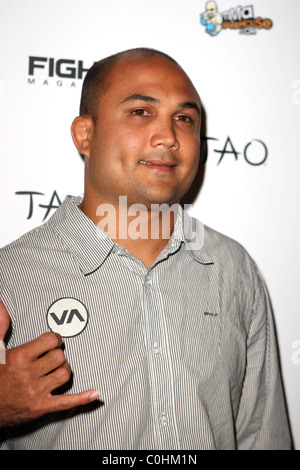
[0,196,291,450]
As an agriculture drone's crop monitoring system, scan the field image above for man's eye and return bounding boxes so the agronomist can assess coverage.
[132,109,149,116]
[174,115,193,123]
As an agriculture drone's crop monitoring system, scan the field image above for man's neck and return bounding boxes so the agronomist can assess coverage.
[79,196,178,269]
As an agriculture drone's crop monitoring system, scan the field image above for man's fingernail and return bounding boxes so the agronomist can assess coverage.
[89,391,100,401]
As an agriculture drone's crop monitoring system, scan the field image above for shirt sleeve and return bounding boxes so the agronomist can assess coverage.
[235,268,292,449]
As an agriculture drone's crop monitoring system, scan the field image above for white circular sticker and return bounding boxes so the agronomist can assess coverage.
[47,298,89,338]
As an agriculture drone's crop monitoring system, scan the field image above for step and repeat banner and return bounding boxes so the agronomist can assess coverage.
[1,0,299,448]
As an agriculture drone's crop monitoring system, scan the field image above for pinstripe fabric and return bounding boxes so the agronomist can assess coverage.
[0,196,291,450]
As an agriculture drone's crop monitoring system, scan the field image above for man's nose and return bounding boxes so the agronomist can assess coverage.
[150,118,179,150]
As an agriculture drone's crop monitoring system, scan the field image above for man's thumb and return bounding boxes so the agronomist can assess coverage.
[0,301,10,342]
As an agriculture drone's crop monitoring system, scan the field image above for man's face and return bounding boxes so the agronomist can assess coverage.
[84,54,201,209]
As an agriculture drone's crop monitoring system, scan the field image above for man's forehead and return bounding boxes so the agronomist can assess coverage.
[107,53,200,104]
[112,50,174,68]
[109,53,180,80]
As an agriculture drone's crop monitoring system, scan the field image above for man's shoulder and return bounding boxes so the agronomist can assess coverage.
[199,221,263,289]
[0,196,78,260]
[200,221,257,272]
[203,223,247,254]
[0,210,61,262]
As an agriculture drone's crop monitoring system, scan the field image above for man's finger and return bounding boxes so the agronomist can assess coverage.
[42,362,73,393]
[46,390,101,414]
[33,347,67,378]
[13,332,63,363]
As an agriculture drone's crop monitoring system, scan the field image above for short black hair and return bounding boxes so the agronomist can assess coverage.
[79,47,180,121]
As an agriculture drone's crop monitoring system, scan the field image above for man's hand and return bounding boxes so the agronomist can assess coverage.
[0,301,100,427]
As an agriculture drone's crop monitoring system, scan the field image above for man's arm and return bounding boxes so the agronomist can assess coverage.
[0,301,100,428]
[235,278,292,449]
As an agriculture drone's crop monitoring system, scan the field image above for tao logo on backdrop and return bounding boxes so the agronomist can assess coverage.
[200,2,273,36]
[28,56,94,87]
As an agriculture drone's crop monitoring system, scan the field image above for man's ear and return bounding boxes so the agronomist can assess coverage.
[71,115,94,158]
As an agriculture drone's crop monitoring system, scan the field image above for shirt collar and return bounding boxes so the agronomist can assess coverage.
[51,196,114,275]
[174,205,214,265]
[50,196,213,275]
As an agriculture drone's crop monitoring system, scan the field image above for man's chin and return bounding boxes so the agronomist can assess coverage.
[137,194,181,209]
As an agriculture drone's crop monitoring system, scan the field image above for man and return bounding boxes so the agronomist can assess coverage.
[0,48,292,449]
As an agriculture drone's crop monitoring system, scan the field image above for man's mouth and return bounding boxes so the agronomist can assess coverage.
[139,160,176,173]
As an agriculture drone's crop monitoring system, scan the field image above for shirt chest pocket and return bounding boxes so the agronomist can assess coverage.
[181,306,222,381]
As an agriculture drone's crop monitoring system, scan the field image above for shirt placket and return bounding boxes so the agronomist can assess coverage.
[142,268,180,450]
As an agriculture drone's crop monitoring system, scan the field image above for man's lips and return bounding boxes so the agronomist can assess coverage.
[139,160,177,172]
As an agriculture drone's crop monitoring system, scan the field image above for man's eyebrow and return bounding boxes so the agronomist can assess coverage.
[179,101,201,116]
[119,94,160,105]
[119,94,201,116]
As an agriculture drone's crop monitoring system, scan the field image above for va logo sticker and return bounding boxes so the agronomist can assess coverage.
[47,298,89,337]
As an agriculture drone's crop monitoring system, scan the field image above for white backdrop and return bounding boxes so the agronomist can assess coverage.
[1,0,299,449]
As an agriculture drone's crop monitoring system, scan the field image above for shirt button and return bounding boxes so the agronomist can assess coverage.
[145,277,152,286]
[160,412,169,425]
[153,342,161,355]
